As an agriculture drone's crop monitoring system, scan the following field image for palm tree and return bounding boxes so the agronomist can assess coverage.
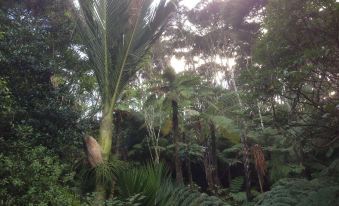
[73,0,177,200]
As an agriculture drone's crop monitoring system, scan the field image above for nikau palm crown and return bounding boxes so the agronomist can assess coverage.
[75,0,176,162]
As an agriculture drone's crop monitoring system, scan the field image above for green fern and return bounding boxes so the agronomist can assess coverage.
[230,176,244,193]
[229,192,247,203]
[108,193,146,206]
[257,178,339,206]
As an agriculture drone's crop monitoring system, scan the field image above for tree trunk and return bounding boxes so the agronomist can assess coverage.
[227,164,231,187]
[202,126,214,191]
[203,153,214,191]
[209,122,220,187]
[231,71,251,200]
[96,103,114,202]
[183,132,193,185]
[241,132,252,201]
[99,104,114,161]
[172,100,183,184]
[187,156,193,185]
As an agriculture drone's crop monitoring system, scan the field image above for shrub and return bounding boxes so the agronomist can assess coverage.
[0,140,81,205]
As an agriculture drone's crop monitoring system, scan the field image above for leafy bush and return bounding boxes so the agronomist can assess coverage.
[0,78,13,115]
[0,140,81,205]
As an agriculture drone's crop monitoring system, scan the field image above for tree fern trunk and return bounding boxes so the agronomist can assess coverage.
[241,131,252,200]
[187,156,193,185]
[227,164,231,187]
[210,122,220,187]
[203,153,214,191]
[183,132,193,185]
[172,100,183,184]
[231,70,251,200]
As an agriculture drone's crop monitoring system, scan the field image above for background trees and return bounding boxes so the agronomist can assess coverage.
[1,0,339,205]
[0,0,85,204]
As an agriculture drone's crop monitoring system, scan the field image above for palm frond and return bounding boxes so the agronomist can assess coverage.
[114,163,228,206]
[74,0,177,107]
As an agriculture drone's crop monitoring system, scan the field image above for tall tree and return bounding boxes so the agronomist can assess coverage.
[73,0,177,200]
[150,67,200,184]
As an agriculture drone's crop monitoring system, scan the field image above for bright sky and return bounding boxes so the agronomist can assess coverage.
[74,0,231,83]
[170,0,202,73]
[181,0,201,9]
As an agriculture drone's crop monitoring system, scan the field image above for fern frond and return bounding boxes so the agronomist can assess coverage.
[257,177,339,206]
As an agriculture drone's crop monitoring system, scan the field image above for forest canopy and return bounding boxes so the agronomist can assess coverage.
[0,0,339,205]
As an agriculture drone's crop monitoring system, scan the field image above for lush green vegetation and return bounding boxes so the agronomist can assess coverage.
[1,0,338,205]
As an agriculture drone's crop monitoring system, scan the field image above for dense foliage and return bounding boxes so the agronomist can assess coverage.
[0,0,338,205]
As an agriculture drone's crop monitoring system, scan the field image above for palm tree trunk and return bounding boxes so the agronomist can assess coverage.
[99,103,114,161]
[114,110,122,158]
[96,103,114,202]
[172,100,183,184]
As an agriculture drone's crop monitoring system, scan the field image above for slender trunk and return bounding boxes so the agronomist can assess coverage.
[271,98,277,126]
[96,103,114,201]
[198,120,214,191]
[227,164,231,187]
[231,71,251,200]
[209,123,220,187]
[154,150,160,164]
[187,156,193,185]
[202,126,214,191]
[203,153,214,191]
[257,172,264,193]
[241,131,252,200]
[257,102,264,130]
[172,100,183,184]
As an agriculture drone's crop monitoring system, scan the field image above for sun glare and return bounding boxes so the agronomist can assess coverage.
[181,0,201,9]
